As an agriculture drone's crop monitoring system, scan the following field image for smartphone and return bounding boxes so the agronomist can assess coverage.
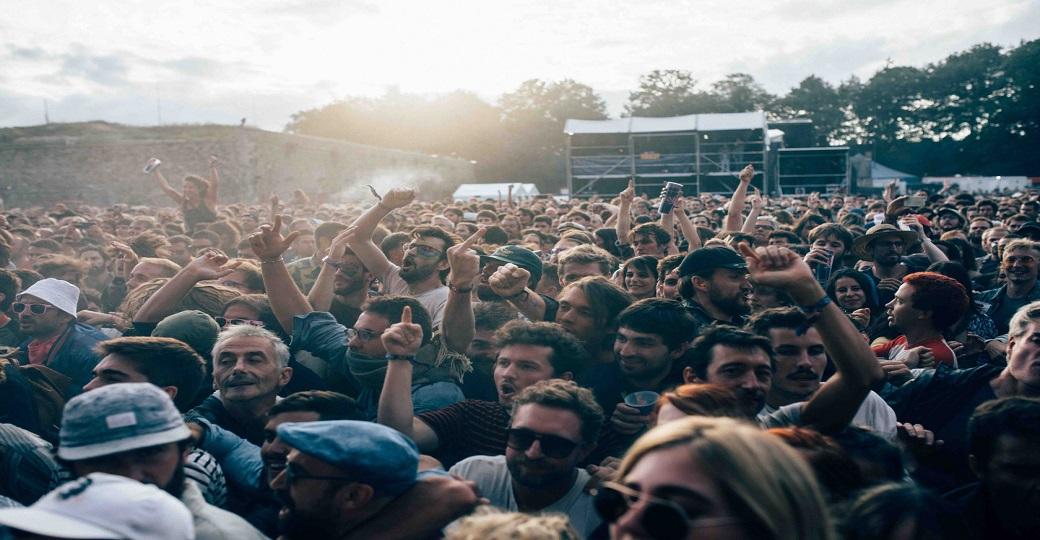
[906,196,926,208]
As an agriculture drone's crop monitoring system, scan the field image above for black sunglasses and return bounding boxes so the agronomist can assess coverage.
[594,482,741,539]
[505,428,579,459]
[12,303,54,315]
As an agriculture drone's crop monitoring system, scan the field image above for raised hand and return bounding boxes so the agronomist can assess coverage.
[185,251,242,281]
[738,164,754,184]
[248,214,300,262]
[447,228,485,290]
[327,225,359,258]
[899,214,925,240]
[488,263,531,299]
[849,308,871,328]
[738,244,817,302]
[619,178,635,204]
[382,305,424,357]
[381,188,417,210]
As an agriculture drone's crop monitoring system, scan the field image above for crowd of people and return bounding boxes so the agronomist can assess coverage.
[0,158,1037,539]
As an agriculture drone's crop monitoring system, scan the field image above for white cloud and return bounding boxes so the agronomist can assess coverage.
[0,0,1036,128]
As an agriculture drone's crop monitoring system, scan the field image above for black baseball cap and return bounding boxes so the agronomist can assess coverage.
[480,244,543,285]
[678,246,748,278]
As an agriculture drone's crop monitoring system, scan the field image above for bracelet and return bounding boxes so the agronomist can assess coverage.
[259,257,283,264]
[385,353,417,364]
[448,283,473,294]
[796,295,832,336]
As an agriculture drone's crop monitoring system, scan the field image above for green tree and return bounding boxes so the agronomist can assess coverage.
[851,66,930,145]
[711,73,775,112]
[777,75,846,144]
[625,69,722,117]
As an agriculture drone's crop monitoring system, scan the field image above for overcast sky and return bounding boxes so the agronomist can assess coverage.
[1,0,1037,130]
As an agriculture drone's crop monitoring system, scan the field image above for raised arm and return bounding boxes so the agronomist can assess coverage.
[740,189,764,234]
[722,164,755,232]
[307,227,355,312]
[673,197,701,251]
[899,214,949,264]
[133,252,241,323]
[346,188,416,278]
[152,166,183,205]
[247,215,310,335]
[203,155,219,210]
[442,229,484,353]
[377,306,441,452]
[740,243,884,433]
[488,264,548,321]
[615,178,635,248]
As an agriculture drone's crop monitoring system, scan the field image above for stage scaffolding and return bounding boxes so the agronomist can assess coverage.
[564,112,849,198]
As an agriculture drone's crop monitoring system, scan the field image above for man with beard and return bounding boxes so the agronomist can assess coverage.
[448,380,604,537]
[344,188,455,327]
[580,298,695,435]
[676,246,753,337]
[682,244,883,435]
[271,420,475,540]
[978,239,1040,335]
[286,221,348,294]
[15,278,107,389]
[850,223,932,305]
[77,246,112,292]
[937,207,967,234]
[190,390,363,536]
[185,324,293,446]
[57,383,266,539]
[967,217,992,257]
[748,307,897,439]
[304,227,372,328]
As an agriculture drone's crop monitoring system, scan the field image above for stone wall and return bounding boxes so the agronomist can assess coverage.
[0,123,475,207]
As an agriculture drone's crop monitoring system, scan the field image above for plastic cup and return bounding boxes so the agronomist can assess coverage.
[624,391,660,415]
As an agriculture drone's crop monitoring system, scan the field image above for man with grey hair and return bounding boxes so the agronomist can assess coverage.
[185,324,293,445]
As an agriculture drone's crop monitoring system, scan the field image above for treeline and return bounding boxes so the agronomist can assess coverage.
[286,38,1039,192]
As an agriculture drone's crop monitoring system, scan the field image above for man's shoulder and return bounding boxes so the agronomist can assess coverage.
[448,454,507,477]
[182,482,267,539]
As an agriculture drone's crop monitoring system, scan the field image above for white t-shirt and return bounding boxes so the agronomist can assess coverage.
[448,455,602,537]
[379,264,449,328]
[758,391,898,440]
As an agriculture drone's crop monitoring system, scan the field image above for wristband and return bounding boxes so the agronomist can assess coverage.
[448,283,473,294]
[259,257,284,264]
[503,289,529,303]
[796,295,832,336]
[385,353,417,364]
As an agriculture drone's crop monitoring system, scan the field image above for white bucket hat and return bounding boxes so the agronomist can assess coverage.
[17,278,80,317]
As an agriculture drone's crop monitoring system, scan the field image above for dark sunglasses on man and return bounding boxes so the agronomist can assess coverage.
[505,428,580,459]
[593,481,741,539]
[12,303,56,315]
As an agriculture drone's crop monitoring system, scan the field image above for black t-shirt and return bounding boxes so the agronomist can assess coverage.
[328,298,363,328]
[0,318,23,348]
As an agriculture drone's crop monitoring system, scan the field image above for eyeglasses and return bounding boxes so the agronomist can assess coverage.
[215,317,265,328]
[325,259,365,276]
[346,327,384,342]
[505,428,580,459]
[284,462,353,485]
[594,482,741,539]
[405,243,442,258]
[12,303,55,315]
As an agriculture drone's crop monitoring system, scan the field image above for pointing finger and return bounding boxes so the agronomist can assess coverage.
[401,305,412,325]
[273,214,283,233]
[458,227,486,252]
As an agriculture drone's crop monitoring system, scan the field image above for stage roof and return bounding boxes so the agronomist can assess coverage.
[564,111,767,135]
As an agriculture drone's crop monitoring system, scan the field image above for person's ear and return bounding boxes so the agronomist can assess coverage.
[558,371,574,381]
[279,366,293,387]
[682,366,703,384]
[690,275,708,293]
[336,483,375,510]
[162,386,179,403]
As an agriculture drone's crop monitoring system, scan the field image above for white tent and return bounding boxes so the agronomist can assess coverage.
[452,183,540,202]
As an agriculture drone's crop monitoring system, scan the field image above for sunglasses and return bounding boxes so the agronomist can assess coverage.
[214,317,265,328]
[505,428,580,459]
[346,327,384,342]
[594,482,741,539]
[12,303,55,315]
[284,462,353,485]
[405,243,442,258]
[325,259,364,276]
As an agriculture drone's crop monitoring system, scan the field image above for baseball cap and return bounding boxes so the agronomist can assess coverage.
[0,473,193,539]
[278,420,419,497]
[16,278,80,317]
[58,383,191,461]
[678,246,748,278]
[152,309,220,358]
[481,244,543,285]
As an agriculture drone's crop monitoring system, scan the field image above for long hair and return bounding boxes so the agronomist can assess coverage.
[617,416,834,540]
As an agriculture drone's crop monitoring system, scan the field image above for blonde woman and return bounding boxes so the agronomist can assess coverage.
[596,416,834,540]
[447,508,580,540]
